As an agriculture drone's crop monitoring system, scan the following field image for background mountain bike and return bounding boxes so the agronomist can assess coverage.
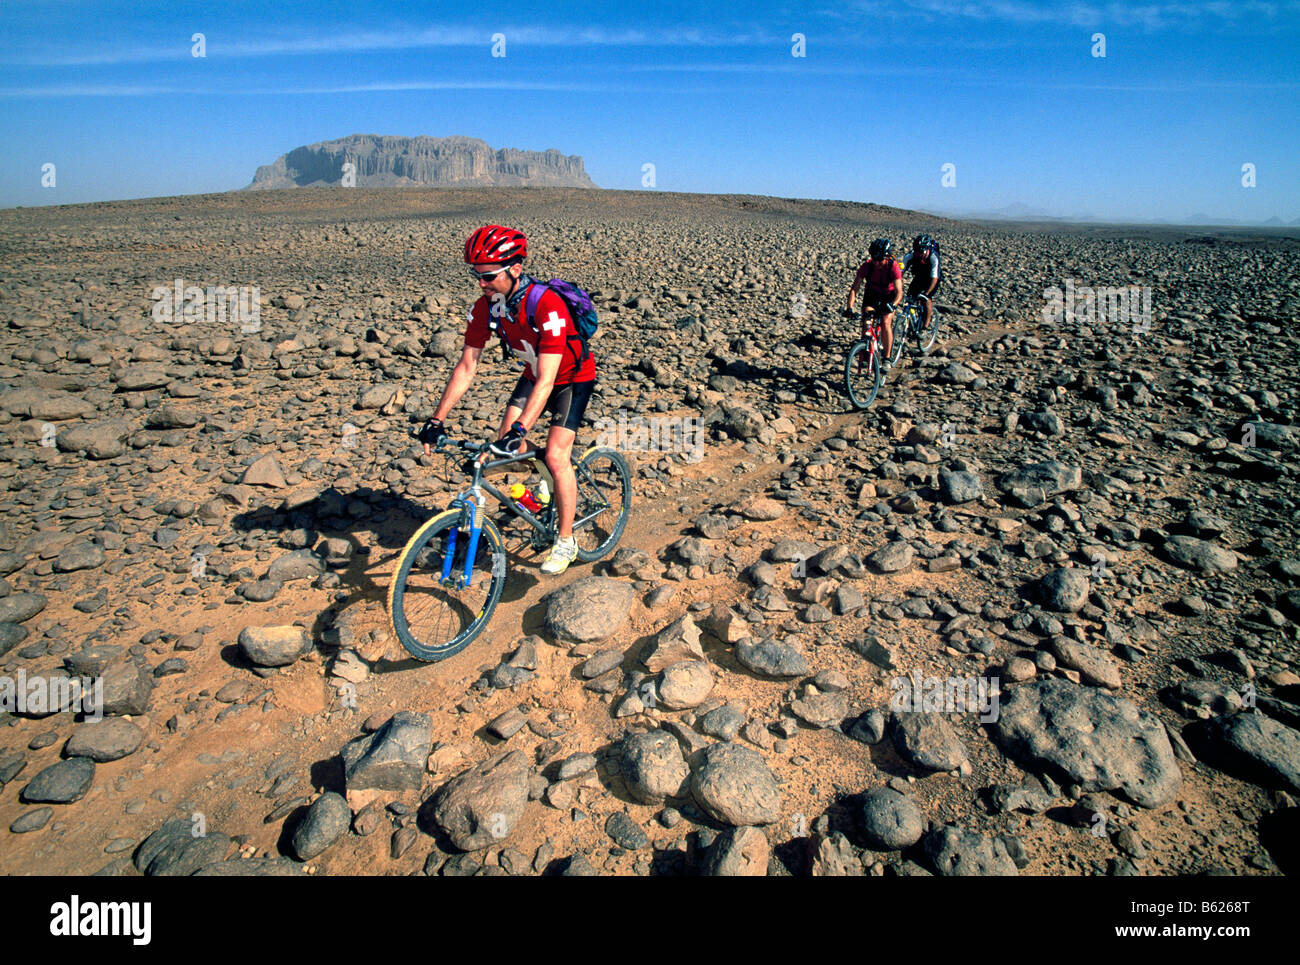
[888,294,940,367]
[388,436,631,662]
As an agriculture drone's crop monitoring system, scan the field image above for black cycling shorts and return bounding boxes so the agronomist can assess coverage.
[861,297,897,318]
[908,276,941,301]
[507,377,595,433]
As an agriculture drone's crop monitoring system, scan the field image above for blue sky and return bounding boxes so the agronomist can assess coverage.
[1,0,1297,222]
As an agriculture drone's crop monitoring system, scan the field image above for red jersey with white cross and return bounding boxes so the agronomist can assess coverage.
[464,284,596,384]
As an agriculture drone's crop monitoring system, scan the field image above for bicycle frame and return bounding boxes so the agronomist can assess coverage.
[439,447,545,588]
[858,313,885,356]
[436,441,612,586]
[875,299,922,359]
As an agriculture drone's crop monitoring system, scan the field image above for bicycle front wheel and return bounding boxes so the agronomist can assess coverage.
[918,303,940,352]
[388,509,506,662]
[889,314,909,367]
[572,447,631,562]
[844,340,882,410]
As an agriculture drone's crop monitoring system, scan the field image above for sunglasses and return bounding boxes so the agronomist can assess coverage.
[469,266,511,282]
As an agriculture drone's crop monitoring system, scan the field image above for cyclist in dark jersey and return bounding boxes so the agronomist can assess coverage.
[847,238,903,368]
[903,234,941,340]
[418,225,596,576]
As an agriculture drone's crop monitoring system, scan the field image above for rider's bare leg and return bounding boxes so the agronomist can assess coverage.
[543,426,577,539]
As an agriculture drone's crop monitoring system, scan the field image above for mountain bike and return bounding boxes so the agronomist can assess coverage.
[887,294,940,367]
[843,304,893,410]
[387,436,631,662]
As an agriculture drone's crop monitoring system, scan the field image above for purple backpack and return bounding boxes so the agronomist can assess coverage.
[524,278,598,364]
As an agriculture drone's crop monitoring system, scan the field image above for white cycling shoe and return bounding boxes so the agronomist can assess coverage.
[541,536,578,576]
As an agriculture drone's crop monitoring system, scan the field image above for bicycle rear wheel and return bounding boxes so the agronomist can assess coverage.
[572,447,631,562]
[918,302,940,352]
[388,509,506,662]
[844,339,882,410]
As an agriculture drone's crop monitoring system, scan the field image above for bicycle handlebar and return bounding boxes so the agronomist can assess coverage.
[437,438,484,455]
[406,424,482,454]
[850,298,913,318]
[418,432,538,469]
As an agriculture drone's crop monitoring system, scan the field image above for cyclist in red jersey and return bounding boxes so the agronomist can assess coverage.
[418,225,597,576]
[846,238,903,369]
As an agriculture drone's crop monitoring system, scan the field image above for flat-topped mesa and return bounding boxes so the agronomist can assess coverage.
[245,134,598,190]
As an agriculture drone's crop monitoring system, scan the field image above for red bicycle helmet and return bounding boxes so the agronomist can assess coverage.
[464,225,527,264]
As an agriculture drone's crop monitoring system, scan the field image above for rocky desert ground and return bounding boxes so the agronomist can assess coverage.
[0,186,1296,876]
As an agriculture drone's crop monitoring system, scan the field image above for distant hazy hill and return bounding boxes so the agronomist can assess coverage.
[934,202,1101,223]
[246,134,598,190]
[932,202,1297,228]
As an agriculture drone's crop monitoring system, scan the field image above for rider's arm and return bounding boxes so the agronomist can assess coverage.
[432,343,483,422]
[891,262,903,307]
[848,264,865,312]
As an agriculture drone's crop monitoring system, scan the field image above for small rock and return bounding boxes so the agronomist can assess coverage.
[657,660,714,710]
[20,757,95,804]
[690,743,781,826]
[291,792,351,860]
[605,812,650,850]
[699,825,769,875]
[237,625,311,667]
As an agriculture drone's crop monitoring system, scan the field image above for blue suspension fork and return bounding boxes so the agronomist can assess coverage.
[439,492,486,587]
[439,524,458,584]
[460,490,487,588]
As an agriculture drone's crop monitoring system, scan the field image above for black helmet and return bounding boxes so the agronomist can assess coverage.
[868,238,892,260]
[913,234,933,254]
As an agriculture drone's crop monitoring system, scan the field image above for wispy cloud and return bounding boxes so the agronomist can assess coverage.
[826,0,1300,29]
[0,24,781,67]
[624,61,1299,92]
[0,84,196,97]
[623,62,917,75]
[0,79,728,98]
[988,78,1300,91]
[3,69,1293,99]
